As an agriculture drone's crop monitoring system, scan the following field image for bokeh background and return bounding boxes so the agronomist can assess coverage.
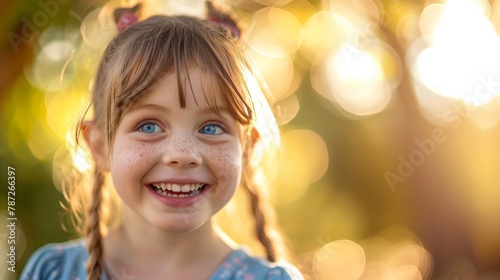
[2,0,500,279]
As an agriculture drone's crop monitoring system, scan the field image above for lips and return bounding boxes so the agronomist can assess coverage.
[150,183,206,197]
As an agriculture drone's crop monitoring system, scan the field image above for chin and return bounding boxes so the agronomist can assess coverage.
[148,213,209,234]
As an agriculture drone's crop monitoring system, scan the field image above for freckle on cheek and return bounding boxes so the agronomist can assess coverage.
[212,147,239,171]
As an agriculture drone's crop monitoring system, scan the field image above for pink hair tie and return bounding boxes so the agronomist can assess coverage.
[206,0,241,39]
[117,13,139,32]
[209,18,240,38]
[114,3,142,32]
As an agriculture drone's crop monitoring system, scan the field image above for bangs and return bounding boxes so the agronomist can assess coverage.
[106,15,253,132]
[196,65,252,124]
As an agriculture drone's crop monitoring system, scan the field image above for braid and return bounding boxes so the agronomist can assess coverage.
[85,170,104,280]
[242,171,286,262]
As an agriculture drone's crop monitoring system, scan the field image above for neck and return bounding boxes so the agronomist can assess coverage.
[102,207,234,277]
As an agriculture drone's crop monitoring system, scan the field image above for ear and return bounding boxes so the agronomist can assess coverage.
[249,126,260,146]
[243,126,260,158]
[81,121,110,171]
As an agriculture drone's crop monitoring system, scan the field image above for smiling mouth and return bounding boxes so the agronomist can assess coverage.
[150,183,206,197]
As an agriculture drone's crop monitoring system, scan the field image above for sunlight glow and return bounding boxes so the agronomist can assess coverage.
[81,8,116,50]
[273,94,300,126]
[41,40,74,61]
[244,7,303,101]
[320,46,392,116]
[334,46,380,79]
[242,68,281,165]
[71,145,93,173]
[271,129,328,203]
[245,46,295,101]
[315,240,366,280]
[27,121,60,160]
[301,11,357,63]
[414,0,500,104]
[245,7,303,55]
[252,0,293,7]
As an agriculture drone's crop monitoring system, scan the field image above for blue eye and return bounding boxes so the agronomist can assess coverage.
[139,122,162,134]
[200,124,224,135]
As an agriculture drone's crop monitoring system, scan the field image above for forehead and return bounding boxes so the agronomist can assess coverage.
[135,66,224,110]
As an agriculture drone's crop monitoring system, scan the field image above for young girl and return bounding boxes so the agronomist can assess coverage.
[20,1,303,280]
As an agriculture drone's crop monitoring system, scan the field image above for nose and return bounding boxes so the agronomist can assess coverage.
[161,134,202,168]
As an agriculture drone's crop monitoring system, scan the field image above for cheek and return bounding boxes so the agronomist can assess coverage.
[110,139,156,188]
[207,142,243,188]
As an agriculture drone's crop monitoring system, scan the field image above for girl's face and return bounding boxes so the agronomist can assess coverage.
[110,67,244,233]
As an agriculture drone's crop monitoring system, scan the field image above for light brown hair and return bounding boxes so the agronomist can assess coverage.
[72,10,287,280]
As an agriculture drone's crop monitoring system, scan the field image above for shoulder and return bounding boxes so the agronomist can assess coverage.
[20,239,89,280]
[212,248,304,280]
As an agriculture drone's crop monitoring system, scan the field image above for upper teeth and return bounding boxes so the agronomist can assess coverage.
[152,183,203,193]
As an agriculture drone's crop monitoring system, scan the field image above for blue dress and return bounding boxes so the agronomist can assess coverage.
[20,239,303,280]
